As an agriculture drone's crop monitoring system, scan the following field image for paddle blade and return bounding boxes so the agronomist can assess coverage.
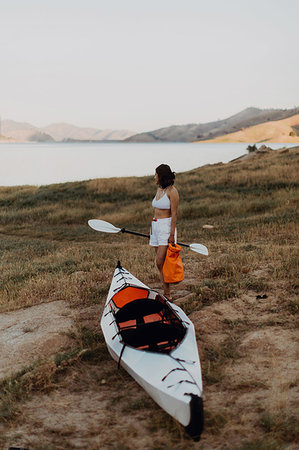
[189,243,209,256]
[88,219,121,234]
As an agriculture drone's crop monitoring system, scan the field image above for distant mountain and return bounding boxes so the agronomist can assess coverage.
[2,107,299,143]
[1,120,135,142]
[197,113,299,144]
[126,107,299,142]
[1,120,38,141]
[41,123,134,142]
[30,131,55,142]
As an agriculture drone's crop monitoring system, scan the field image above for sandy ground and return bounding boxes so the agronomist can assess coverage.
[0,301,74,380]
[1,271,298,449]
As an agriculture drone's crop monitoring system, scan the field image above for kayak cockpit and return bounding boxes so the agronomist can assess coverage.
[110,286,187,354]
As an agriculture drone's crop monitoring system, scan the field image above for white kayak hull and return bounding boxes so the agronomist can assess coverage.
[101,262,204,440]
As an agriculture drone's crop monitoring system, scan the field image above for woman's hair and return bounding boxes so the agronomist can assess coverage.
[155,164,175,189]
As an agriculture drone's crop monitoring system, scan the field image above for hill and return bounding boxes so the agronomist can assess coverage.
[127,107,299,142]
[0,120,37,141]
[0,146,298,448]
[2,108,299,143]
[0,120,135,142]
[198,114,299,144]
[41,123,135,142]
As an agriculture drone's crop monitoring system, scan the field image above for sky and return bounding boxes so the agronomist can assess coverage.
[0,0,298,132]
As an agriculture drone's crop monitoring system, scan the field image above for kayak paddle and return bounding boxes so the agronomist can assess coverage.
[88,219,208,256]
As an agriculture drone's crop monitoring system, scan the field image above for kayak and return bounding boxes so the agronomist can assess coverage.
[101,261,204,440]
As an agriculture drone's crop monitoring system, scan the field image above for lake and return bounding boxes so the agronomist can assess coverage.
[0,142,292,187]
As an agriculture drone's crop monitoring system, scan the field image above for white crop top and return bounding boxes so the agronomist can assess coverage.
[152,192,171,209]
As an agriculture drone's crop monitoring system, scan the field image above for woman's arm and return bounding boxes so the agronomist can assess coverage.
[168,187,179,245]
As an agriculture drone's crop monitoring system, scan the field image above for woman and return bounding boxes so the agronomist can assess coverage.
[150,164,179,300]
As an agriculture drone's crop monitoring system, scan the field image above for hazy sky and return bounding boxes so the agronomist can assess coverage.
[0,0,298,132]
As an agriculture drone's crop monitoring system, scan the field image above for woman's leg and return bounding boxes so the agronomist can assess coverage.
[155,245,171,298]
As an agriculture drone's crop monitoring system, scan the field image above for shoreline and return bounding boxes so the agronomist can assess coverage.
[1,144,298,189]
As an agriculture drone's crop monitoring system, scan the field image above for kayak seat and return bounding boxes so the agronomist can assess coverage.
[112,286,149,309]
[120,322,186,353]
[115,298,166,325]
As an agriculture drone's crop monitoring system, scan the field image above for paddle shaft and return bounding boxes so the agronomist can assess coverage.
[88,220,208,254]
[121,228,189,248]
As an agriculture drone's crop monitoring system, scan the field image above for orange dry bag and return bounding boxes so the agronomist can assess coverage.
[163,244,184,284]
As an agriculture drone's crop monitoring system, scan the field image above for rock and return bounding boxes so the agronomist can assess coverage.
[257,145,272,153]
[0,301,74,379]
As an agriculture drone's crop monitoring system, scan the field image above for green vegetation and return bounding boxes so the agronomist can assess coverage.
[247,144,258,153]
[0,146,298,448]
[1,148,298,313]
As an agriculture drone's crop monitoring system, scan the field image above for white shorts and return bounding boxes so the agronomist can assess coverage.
[149,218,177,247]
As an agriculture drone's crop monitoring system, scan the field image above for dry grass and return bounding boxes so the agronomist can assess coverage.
[0,145,298,449]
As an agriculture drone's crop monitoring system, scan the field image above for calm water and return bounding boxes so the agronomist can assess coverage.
[0,142,292,186]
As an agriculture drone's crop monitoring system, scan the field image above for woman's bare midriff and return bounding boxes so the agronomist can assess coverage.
[154,208,171,219]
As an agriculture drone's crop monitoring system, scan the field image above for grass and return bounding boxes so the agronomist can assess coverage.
[204,409,228,433]
[259,413,299,443]
[0,361,56,422]
[0,324,109,424]
[0,145,298,448]
[237,438,282,450]
[201,333,243,386]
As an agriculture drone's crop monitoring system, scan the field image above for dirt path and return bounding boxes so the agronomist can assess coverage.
[0,300,74,380]
[191,290,299,449]
[1,282,298,449]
